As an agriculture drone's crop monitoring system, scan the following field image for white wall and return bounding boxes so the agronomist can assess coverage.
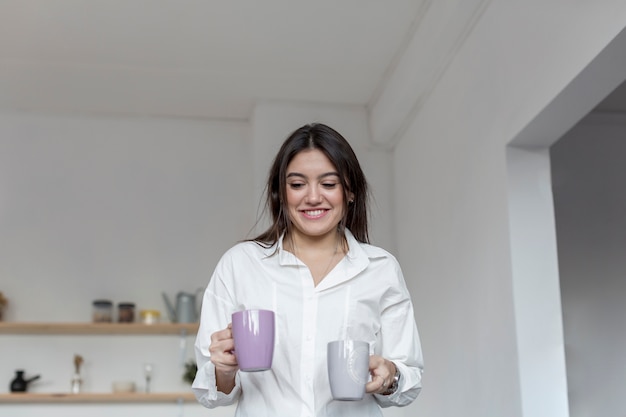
[375,1,626,417]
[505,19,626,417]
[506,146,568,417]
[0,111,249,416]
[551,113,626,417]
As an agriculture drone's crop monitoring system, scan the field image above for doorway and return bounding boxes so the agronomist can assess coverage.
[506,26,626,417]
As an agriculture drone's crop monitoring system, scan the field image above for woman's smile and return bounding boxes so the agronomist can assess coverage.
[301,209,329,219]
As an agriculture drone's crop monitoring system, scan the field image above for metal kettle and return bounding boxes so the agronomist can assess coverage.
[162,289,203,323]
[10,370,41,392]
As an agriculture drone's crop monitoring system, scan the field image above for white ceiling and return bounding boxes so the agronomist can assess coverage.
[0,0,428,120]
[2,1,624,122]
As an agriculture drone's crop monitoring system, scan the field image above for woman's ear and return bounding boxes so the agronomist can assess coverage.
[348,192,355,203]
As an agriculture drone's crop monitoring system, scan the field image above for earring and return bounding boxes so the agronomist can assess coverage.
[348,199,354,204]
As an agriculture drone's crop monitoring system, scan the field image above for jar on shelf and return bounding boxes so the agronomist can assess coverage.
[117,302,136,323]
[92,300,113,323]
[139,309,161,324]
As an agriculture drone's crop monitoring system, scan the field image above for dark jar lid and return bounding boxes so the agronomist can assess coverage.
[118,302,135,308]
[92,299,113,307]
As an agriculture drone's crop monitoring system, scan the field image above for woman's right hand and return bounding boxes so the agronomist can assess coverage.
[209,324,239,393]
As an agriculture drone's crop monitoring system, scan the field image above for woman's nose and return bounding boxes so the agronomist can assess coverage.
[306,187,323,204]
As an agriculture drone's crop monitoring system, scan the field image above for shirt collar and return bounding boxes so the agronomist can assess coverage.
[258,234,300,265]
[266,229,365,258]
[260,229,383,289]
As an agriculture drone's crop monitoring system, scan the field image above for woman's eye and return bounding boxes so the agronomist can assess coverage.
[322,183,338,188]
[289,183,304,189]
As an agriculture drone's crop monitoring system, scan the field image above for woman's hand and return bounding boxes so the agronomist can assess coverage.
[209,324,239,393]
[365,355,397,395]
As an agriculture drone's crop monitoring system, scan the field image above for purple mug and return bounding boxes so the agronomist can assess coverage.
[231,309,275,372]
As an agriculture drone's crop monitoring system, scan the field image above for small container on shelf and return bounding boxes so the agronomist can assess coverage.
[117,302,136,323]
[112,380,136,393]
[92,300,113,323]
[139,309,161,325]
[0,291,8,321]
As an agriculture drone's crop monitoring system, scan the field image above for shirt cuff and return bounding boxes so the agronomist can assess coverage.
[192,362,241,407]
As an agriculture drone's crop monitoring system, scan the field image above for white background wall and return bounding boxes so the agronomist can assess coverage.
[0,112,250,416]
[382,2,626,417]
[551,113,626,417]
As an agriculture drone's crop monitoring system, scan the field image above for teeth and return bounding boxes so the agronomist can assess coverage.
[305,210,324,216]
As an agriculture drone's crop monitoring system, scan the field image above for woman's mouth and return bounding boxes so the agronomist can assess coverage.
[301,209,328,219]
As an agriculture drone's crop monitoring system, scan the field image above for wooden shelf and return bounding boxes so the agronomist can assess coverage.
[0,323,200,405]
[0,392,196,403]
[0,322,199,335]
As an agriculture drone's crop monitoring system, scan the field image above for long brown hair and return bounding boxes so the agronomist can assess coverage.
[252,123,370,246]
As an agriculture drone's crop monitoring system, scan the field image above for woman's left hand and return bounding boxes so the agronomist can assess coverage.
[365,355,397,395]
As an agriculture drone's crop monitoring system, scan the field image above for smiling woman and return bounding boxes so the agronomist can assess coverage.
[192,123,424,417]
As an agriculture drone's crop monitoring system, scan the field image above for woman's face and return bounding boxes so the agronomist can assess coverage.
[285,149,351,242]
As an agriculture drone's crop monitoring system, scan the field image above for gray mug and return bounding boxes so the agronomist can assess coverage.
[327,340,370,401]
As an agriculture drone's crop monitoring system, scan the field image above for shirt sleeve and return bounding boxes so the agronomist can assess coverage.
[192,361,242,408]
[192,250,242,408]
[373,258,424,408]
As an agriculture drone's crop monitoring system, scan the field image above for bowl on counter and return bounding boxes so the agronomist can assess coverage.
[112,380,136,393]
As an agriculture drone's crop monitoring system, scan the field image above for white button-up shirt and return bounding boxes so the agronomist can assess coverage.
[193,230,423,417]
